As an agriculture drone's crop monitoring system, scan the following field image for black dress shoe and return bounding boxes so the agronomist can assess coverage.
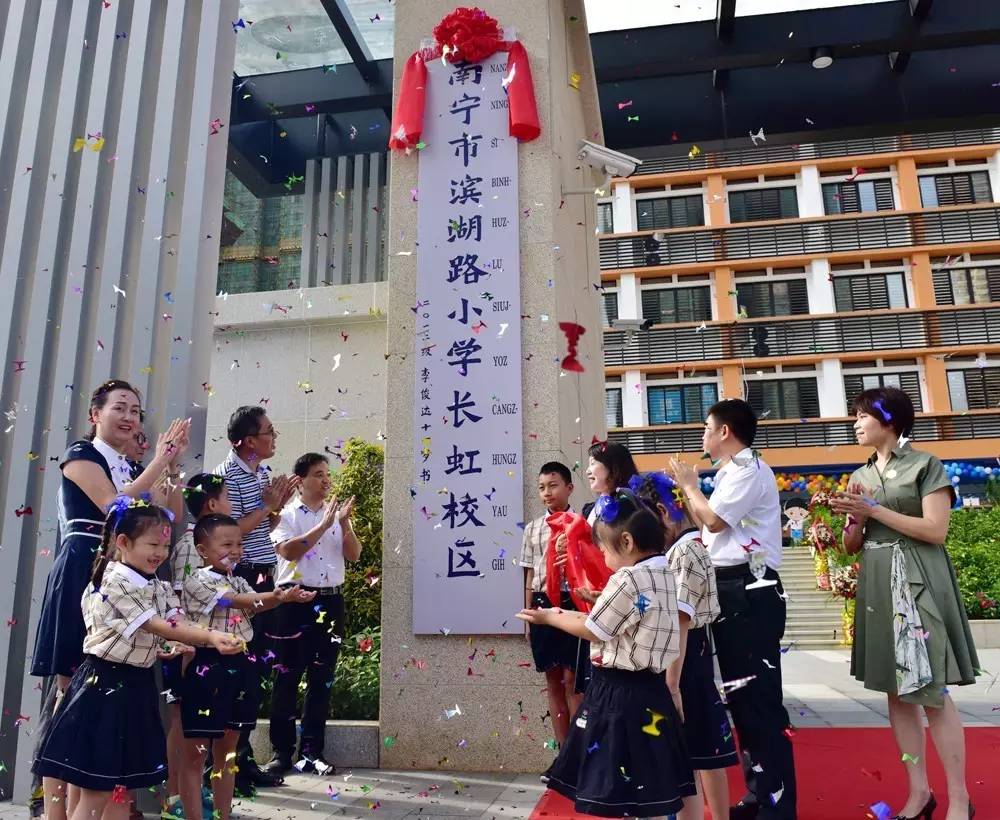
[258,757,292,784]
[729,801,760,820]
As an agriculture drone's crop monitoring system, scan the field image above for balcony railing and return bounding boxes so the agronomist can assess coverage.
[603,305,1000,367]
[633,126,1000,176]
[599,206,1000,270]
[609,411,1000,454]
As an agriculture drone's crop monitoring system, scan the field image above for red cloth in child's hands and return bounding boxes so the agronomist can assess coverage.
[544,511,612,612]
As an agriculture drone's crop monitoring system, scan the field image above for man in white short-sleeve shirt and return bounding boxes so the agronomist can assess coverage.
[669,399,797,820]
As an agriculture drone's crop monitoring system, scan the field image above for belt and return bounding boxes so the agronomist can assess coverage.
[283,584,341,596]
[240,562,275,574]
[714,563,781,581]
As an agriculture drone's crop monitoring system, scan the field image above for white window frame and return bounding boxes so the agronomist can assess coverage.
[841,358,926,410]
[945,354,1000,412]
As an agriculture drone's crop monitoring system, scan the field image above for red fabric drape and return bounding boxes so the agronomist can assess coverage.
[388,52,428,151]
[544,511,612,613]
[388,41,540,152]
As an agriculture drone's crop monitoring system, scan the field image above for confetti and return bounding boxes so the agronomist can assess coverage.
[749,127,766,146]
[641,709,665,736]
[569,72,581,90]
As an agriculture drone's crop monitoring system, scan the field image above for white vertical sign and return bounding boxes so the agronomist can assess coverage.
[412,52,523,634]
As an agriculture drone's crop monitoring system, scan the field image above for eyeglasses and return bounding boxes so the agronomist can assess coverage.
[254,427,278,438]
[134,433,148,447]
[593,488,646,524]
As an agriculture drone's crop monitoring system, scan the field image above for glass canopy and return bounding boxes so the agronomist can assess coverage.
[234,0,395,76]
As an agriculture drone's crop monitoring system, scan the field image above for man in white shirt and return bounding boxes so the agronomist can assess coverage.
[669,400,797,820]
[262,453,362,777]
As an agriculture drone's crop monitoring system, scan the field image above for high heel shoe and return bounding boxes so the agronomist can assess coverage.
[893,793,937,820]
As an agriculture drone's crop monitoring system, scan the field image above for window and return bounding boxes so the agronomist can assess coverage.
[745,378,820,420]
[947,367,1000,411]
[641,285,712,324]
[635,195,704,231]
[822,179,894,215]
[843,372,922,414]
[597,202,614,235]
[647,383,718,425]
[736,280,809,318]
[601,291,619,327]
[932,267,1000,305]
[728,187,798,223]
[605,388,623,428]
[833,273,908,311]
[918,171,992,207]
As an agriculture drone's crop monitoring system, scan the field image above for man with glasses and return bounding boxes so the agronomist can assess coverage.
[214,406,298,793]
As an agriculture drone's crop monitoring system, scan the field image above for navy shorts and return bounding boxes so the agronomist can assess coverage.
[180,648,258,739]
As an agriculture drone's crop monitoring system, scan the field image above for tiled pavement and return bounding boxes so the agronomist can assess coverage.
[1,649,996,820]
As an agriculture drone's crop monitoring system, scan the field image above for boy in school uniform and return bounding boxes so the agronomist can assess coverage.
[263,453,362,776]
[179,514,315,820]
[163,474,233,815]
[519,461,588,746]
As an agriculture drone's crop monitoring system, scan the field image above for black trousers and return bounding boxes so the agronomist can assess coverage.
[711,564,797,820]
[232,562,277,768]
[268,591,345,760]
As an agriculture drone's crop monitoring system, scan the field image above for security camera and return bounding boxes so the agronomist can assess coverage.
[611,317,654,344]
[577,140,642,179]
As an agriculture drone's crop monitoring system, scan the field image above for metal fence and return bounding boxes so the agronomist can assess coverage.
[599,206,1000,270]
[633,126,1000,176]
[609,411,1000,454]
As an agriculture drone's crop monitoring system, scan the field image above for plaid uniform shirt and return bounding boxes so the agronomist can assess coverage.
[170,525,200,591]
[81,562,183,668]
[518,509,572,593]
[182,567,256,643]
[666,531,720,630]
[584,554,679,673]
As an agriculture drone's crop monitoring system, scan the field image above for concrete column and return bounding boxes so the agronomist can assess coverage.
[817,359,847,418]
[797,164,824,218]
[987,149,1000,203]
[897,156,922,210]
[807,259,836,313]
[380,0,605,773]
[612,180,634,231]
[923,355,952,412]
[622,370,647,426]
[910,252,937,308]
[618,272,640,319]
[714,267,736,320]
[706,174,727,226]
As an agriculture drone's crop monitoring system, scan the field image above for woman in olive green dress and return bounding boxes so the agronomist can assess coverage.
[831,386,979,820]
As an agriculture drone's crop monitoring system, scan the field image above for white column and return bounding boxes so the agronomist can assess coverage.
[618,272,640,320]
[797,164,824,218]
[817,358,848,418]
[806,258,836,313]
[622,370,647,426]
[612,180,634,232]
[987,149,1000,203]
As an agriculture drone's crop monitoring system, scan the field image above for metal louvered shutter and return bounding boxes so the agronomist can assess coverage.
[962,368,1000,410]
[927,171,993,206]
[602,292,619,326]
[729,187,799,223]
[597,202,614,234]
[746,378,819,419]
[932,269,954,304]
[636,195,704,231]
[843,372,923,414]
[605,389,623,428]
[736,280,809,317]
[641,286,711,324]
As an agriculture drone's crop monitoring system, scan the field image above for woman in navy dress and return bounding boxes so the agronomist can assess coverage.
[30,380,190,820]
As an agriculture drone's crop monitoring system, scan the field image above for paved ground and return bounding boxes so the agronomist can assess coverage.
[1,649,995,820]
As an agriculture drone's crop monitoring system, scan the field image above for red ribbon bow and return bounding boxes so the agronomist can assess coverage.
[389,8,541,151]
[558,322,586,373]
[544,511,612,613]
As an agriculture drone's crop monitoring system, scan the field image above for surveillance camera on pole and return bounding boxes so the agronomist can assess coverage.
[562,140,642,196]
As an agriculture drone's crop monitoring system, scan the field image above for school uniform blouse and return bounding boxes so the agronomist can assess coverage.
[182,567,256,643]
[666,531,721,630]
[81,561,183,667]
[170,524,199,590]
[90,436,134,492]
[584,554,679,673]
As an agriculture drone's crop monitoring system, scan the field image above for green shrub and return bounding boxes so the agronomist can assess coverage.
[329,627,380,720]
[946,505,1000,620]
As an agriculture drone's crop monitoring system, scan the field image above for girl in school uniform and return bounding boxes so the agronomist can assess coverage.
[517,488,695,819]
[30,381,190,820]
[631,472,738,820]
[32,498,244,820]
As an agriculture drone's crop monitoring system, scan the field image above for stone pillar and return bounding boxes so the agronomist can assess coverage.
[380,0,605,772]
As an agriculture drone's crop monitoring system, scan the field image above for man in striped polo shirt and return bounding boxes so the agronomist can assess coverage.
[214,406,298,792]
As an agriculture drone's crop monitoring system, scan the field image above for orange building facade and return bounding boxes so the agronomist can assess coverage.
[598,127,1000,473]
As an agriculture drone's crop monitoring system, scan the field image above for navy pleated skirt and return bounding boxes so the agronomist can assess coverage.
[31,527,103,678]
[544,666,696,818]
[32,656,167,791]
[680,626,739,770]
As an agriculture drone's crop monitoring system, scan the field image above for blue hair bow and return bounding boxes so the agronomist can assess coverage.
[107,494,132,524]
[628,472,685,522]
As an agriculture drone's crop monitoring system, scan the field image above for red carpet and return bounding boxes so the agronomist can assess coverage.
[530,727,1000,819]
